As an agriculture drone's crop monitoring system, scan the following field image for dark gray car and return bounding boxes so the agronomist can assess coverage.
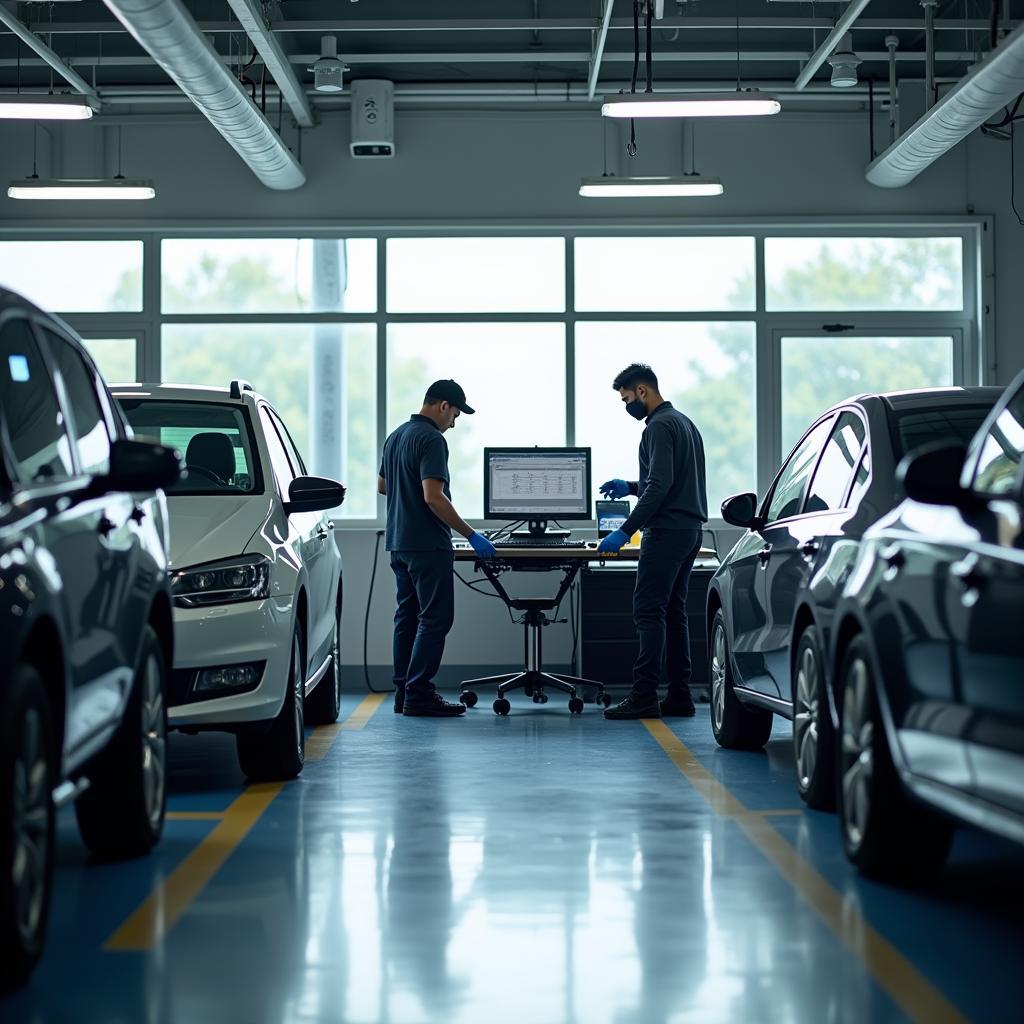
[707,387,1001,809]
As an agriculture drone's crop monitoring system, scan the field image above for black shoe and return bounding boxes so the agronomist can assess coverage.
[660,688,696,717]
[393,688,405,714]
[403,693,467,717]
[604,693,661,720]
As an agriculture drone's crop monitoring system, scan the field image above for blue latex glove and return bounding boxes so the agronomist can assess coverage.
[468,531,498,560]
[599,478,630,499]
[596,528,629,555]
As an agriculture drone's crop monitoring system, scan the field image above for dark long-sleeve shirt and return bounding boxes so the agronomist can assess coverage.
[620,401,708,536]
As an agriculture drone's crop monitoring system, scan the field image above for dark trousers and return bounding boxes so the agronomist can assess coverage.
[632,528,703,697]
[391,549,455,702]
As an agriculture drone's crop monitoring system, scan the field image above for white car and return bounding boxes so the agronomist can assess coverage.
[112,380,345,781]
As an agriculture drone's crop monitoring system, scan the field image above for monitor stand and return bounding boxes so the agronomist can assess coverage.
[511,518,571,539]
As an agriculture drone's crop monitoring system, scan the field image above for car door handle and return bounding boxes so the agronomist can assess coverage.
[951,553,987,590]
[756,544,772,566]
[800,540,820,558]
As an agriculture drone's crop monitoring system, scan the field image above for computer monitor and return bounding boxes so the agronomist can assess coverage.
[484,447,591,524]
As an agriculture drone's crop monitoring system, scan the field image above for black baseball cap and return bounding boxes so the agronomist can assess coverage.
[425,379,475,415]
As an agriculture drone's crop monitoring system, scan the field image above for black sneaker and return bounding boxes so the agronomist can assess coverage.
[604,693,661,720]
[393,688,405,714]
[660,688,696,717]
[403,693,467,717]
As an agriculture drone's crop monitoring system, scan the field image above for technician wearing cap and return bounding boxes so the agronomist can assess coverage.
[596,363,708,721]
[378,380,497,718]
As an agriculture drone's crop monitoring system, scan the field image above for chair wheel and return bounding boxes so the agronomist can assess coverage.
[568,698,584,715]
[538,693,549,704]
[493,698,511,716]
[599,693,612,708]
[460,690,478,708]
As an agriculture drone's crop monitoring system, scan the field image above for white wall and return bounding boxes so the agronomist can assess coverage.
[1,106,1020,677]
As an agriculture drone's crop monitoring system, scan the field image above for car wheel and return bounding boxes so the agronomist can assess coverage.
[793,624,836,810]
[709,609,773,751]
[306,592,342,726]
[76,626,168,860]
[0,664,56,991]
[237,626,305,781]
[837,636,953,881]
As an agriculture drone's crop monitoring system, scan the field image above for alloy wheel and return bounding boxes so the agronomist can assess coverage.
[12,707,49,944]
[141,653,166,832]
[794,644,819,792]
[711,623,727,732]
[841,658,874,850]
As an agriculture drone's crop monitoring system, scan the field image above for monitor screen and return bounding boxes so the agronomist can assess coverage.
[484,447,591,521]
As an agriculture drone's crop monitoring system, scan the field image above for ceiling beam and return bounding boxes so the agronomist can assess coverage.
[587,0,616,101]
[225,0,313,127]
[794,0,873,90]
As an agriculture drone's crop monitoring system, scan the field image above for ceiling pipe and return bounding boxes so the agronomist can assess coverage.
[587,0,617,100]
[885,34,899,143]
[922,0,938,108]
[867,19,1024,187]
[100,0,305,190]
[225,0,314,127]
[794,0,873,90]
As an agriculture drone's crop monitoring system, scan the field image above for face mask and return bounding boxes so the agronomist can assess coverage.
[625,398,647,420]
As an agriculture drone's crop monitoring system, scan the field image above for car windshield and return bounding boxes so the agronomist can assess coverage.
[892,405,994,460]
[117,399,260,495]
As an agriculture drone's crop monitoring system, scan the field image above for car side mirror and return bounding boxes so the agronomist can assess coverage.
[721,491,761,530]
[284,475,347,514]
[898,443,971,507]
[97,439,183,494]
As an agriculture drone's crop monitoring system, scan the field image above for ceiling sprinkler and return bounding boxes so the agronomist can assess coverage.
[310,36,349,93]
[828,33,862,89]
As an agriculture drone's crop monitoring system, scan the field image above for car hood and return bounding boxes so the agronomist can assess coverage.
[166,495,275,570]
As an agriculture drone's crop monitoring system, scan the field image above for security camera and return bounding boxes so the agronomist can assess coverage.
[309,36,349,93]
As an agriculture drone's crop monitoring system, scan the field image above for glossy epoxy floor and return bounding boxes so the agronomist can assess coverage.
[5,693,1023,1024]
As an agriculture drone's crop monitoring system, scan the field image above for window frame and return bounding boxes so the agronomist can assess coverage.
[0,218,990,529]
[761,413,837,526]
[801,408,869,517]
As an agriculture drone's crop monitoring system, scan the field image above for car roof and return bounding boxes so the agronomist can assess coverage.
[109,383,264,405]
[867,386,1003,413]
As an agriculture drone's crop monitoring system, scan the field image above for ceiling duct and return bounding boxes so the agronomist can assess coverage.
[101,0,305,190]
[867,19,1024,188]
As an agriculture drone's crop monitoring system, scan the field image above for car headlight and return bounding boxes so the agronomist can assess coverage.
[171,555,271,608]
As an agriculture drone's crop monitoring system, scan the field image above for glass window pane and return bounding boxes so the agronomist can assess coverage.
[83,338,137,384]
[161,238,377,313]
[46,331,111,476]
[161,323,377,518]
[767,418,834,523]
[259,406,296,494]
[848,449,871,508]
[386,324,566,517]
[973,390,1024,496]
[0,319,73,482]
[805,412,865,513]
[780,336,954,454]
[893,405,993,460]
[0,240,143,312]
[574,321,756,516]
[386,238,565,313]
[574,237,755,312]
[765,237,964,311]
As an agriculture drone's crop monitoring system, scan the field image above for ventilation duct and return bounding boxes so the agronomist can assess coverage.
[101,0,305,190]
[867,20,1024,188]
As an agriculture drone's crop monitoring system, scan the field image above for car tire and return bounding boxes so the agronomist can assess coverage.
[793,624,836,810]
[709,609,773,750]
[306,591,342,726]
[0,664,56,991]
[76,626,168,860]
[836,636,954,881]
[237,626,305,782]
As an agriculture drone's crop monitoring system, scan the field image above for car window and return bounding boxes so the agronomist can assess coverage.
[765,417,834,523]
[804,412,866,513]
[45,329,112,476]
[892,405,993,459]
[118,399,259,495]
[267,407,307,477]
[972,388,1024,496]
[0,318,73,483]
[259,405,295,495]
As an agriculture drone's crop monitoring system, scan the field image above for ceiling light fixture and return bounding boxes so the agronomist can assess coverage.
[7,177,156,200]
[0,93,96,120]
[828,33,862,89]
[601,92,781,118]
[579,175,723,197]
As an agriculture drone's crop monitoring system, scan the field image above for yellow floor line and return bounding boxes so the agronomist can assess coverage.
[165,811,225,821]
[643,720,967,1024]
[307,692,387,759]
[104,783,282,952]
[339,692,387,731]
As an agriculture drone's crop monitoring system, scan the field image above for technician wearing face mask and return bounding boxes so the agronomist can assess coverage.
[597,363,708,720]
[378,379,497,718]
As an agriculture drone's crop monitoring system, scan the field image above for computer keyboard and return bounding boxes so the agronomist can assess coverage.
[491,535,586,548]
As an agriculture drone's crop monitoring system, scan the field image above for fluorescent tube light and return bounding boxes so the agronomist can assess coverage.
[0,94,96,120]
[7,178,156,200]
[601,92,781,118]
[579,176,724,198]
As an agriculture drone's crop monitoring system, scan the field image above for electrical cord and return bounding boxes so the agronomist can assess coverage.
[1012,119,1024,226]
[363,530,392,693]
[627,0,640,157]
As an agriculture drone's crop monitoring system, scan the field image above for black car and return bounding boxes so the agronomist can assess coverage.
[707,387,1001,809]
[828,369,1024,880]
[0,288,182,989]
